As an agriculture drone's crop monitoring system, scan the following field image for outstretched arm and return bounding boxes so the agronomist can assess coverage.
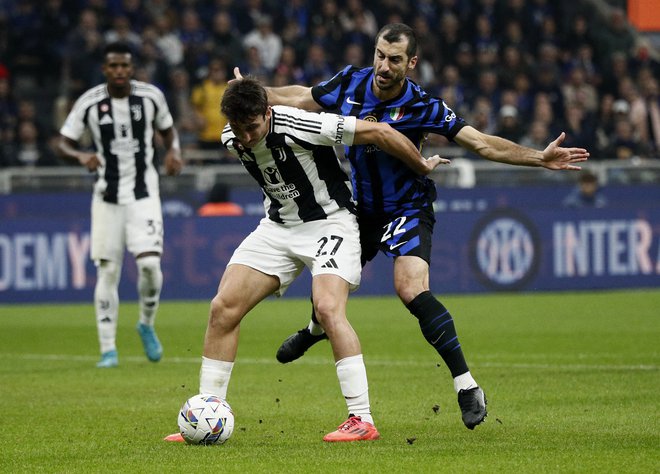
[454,126,589,170]
[353,121,449,175]
[231,67,321,110]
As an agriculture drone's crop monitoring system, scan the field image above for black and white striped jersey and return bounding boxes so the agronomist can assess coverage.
[60,80,174,204]
[221,105,358,226]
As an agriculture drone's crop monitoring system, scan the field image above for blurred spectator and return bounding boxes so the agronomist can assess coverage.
[567,44,600,89]
[617,76,648,142]
[592,8,635,68]
[512,72,534,121]
[600,51,630,97]
[561,103,596,151]
[6,0,43,94]
[339,0,378,39]
[39,0,71,86]
[562,170,608,208]
[438,13,463,68]
[343,43,367,69]
[243,14,282,72]
[14,120,60,167]
[533,60,564,119]
[455,42,477,86]
[495,104,524,142]
[562,65,598,114]
[167,68,200,151]
[136,40,170,92]
[0,67,18,135]
[302,44,334,86]
[473,14,498,56]
[594,93,617,156]
[274,45,306,85]
[238,46,270,82]
[561,14,594,58]
[520,120,552,151]
[606,118,652,161]
[179,8,210,78]
[410,15,440,68]
[306,20,335,57]
[191,58,229,155]
[499,45,532,91]
[439,65,467,116]
[104,15,142,52]
[282,0,310,37]
[63,9,104,98]
[468,96,496,135]
[114,0,148,32]
[208,11,244,70]
[640,77,660,156]
[152,14,184,68]
[531,92,560,137]
[472,69,500,111]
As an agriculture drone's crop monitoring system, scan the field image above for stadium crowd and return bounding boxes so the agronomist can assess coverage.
[1,0,659,168]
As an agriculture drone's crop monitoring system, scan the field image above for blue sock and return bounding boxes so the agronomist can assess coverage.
[406,291,469,377]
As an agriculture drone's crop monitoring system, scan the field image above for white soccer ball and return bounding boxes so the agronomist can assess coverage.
[177,394,235,445]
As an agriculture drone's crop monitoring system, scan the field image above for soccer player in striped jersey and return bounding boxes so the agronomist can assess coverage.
[58,42,183,368]
[177,76,445,443]
[256,23,589,430]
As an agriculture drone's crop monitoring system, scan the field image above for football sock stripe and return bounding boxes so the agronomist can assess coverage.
[406,291,469,377]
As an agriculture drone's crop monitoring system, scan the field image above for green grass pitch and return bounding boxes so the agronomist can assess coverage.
[1,290,658,473]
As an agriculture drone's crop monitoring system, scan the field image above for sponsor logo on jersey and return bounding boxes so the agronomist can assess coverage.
[334,116,346,144]
[263,166,281,185]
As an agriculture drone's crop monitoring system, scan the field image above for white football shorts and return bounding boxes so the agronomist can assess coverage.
[90,194,164,262]
[228,211,361,296]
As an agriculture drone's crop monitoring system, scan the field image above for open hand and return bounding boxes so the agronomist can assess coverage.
[542,132,590,170]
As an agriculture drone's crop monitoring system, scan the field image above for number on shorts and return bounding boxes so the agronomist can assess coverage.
[381,216,407,242]
[316,235,344,257]
[146,219,163,236]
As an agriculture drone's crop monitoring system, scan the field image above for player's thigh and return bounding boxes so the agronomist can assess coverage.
[228,219,304,297]
[215,263,280,318]
[311,273,350,319]
[90,197,126,262]
[125,197,164,257]
[302,213,362,291]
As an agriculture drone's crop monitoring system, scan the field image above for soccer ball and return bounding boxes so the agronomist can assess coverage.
[177,394,234,445]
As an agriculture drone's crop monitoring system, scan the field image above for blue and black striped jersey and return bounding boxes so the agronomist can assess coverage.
[311,66,466,217]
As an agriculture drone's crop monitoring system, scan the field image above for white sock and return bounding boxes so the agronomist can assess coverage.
[336,354,373,425]
[136,255,162,326]
[94,260,121,354]
[199,356,234,399]
[308,320,325,336]
[453,371,478,393]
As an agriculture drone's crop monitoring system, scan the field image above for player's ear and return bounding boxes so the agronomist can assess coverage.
[408,55,418,70]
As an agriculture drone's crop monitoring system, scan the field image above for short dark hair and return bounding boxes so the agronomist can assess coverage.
[221,76,268,125]
[375,23,417,59]
[579,171,598,183]
[103,42,133,58]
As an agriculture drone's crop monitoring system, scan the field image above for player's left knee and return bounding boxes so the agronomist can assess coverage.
[137,255,162,290]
